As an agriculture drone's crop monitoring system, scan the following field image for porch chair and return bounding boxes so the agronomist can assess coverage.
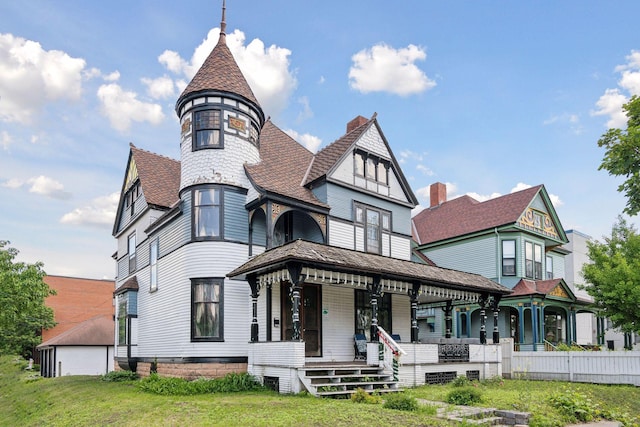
[390,334,401,342]
[354,333,367,361]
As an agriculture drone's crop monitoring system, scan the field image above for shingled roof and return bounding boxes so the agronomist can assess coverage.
[245,121,328,209]
[228,239,511,295]
[304,115,373,186]
[37,315,114,348]
[130,144,181,209]
[412,185,543,245]
[176,30,260,111]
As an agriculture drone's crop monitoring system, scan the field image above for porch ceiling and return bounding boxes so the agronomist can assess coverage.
[227,239,511,300]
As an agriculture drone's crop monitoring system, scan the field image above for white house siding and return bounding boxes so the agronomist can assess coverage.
[389,234,411,261]
[355,226,365,252]
[427,236,497,278]
[55,346,114,376]
[117,196,149,235]
[134,241,251,359]
[391,293,411,340]
[548,251,565,280]
[328,219,355,250]
[518,235,545,279]
[355,125,390,160]
[313,286,355,362]
[381,232,390,257]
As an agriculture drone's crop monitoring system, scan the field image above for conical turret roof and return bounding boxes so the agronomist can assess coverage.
[175,5,260,112]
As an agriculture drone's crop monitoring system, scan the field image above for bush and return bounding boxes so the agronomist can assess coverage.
[383,393,418,411]
[451,375,472,387]
[548,389,595,423]
[446,387,483,406]
[138,372,264,395]
[351,388,382,404]
[101,370,139,382]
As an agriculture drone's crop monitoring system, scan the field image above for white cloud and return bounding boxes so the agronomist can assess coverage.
[592,50,640,128]
[398,149,424,164]
[283,128,322,153]
[2,175,71,199]
[60,192,119,228]
[97,83,165,132]
[509,182,562,207]
[157,28,297,118]
[296,96,313,122]
[141,75,176,99]
[510,182,532,193]
[1,131,12,150]
[348,43,436,96]
[0,33,86,123]
[318,76,325,84]
[466,191,503,202]
[416,164,434,176]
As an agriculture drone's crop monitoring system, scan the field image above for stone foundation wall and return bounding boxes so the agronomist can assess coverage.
[135,361,248,380]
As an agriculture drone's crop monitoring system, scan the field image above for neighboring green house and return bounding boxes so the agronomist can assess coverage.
[412,182,594,350]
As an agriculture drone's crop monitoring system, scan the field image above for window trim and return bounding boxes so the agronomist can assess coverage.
[525,241,534,279]
[353,150,390,186]
[534,243,543,280]
[192,108,222,150]
[546,255,553,280]
[149,238,159,292]
[502,239,516,276]
[191,278,224,342]
[191,186,223,241]
[128,233,136,274]
[353,202,391,255]
[117,295,127,345]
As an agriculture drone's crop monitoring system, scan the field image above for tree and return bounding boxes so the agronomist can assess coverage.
[597,95,640,216]
[582,217,640,335]
[0,240,56,357]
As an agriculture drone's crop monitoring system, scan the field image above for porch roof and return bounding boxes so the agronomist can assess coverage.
[228,240,511,300]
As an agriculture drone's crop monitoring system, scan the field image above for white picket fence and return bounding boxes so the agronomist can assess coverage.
[504,344,640,386]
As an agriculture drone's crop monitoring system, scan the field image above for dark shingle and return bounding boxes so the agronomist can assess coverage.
[130,144,180,209]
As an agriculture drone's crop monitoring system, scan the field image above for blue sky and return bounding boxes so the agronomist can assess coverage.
[1,1,639,279]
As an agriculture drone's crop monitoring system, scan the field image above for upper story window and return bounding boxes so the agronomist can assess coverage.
[128,233,136,274]
[546,255,553,280]
[502,240,516,276]
[354,151,389,186]
[525,241,543,279]
[150,239,159,292]
[124,181,141,218]
[194,110,221,149]
[117,295,127,345]
[354,202,390,255]
[534,244,543,280]
[191,278,223,341]
[192,187,221,240]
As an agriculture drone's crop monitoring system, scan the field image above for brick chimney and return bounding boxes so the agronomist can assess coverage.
[430,182,447,207]
[346,115,368,133]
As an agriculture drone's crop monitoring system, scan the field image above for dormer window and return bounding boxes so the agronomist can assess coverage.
[124,181,141,218]
[353,150,389,186]
[194,109,221,149]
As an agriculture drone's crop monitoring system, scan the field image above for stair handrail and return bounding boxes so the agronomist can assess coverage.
[376,326,405,382]
[544,339,558,351]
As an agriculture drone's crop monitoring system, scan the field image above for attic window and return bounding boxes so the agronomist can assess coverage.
[194,110,221,149]
[354,151,389,186]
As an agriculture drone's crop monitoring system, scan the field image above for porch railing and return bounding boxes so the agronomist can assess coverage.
[376,327,406,381]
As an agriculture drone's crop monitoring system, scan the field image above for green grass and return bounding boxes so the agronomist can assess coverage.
[2,356,639,427]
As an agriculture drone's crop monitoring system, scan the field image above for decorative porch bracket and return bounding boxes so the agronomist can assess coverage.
[248,274,260,342]
[367,275,382,342]
[409,282,420,343]
[287,262,305,341]
[491,294,502,344]
[442,300,453,338]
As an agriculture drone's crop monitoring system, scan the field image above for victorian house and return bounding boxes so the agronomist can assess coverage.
[112,5,510,395]
[412,182,594,351]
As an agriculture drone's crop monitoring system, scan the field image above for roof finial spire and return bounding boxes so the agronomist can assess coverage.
[220,0,227,35]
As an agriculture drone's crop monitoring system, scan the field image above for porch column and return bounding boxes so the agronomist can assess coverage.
[492,295,501,344]
[248,275,259,342]
[532,304,538,351]
[266,283,272,341]
[369,275,382,342]
[442,300,453,338]
[409,283,420,343]
[287,262,305,341]
[479,294,488,344]
[517,305,524,344]
[571,309,577,345]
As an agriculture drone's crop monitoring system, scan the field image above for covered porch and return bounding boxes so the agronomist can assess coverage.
[228,240,511,395]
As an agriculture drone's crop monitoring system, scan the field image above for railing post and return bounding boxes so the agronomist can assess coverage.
[369,276,382,342]
[409,283,420,343]
[492,295,501,344]
[286,262,305,341]
[248,275,259,342]
[443,301,453,338]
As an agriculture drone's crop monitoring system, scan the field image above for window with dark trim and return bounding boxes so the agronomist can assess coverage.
[192,187,221,240]
[124,181,140,218]
[117,296,127,345]
[193,109,221,149]
[546,255,553,280]
[534,244,543,280]
[150,239,158,292]
[354,202,390,255]
[354,289,391,341]
[525,241,533,279]
[191,278,223,341]
[353,150,389,186]
[502,240,516,276]
[128,233,136,274]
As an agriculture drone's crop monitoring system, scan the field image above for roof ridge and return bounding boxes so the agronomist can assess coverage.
[131,144,180,164]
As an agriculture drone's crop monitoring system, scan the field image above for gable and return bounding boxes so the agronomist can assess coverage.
[548,283,571,300]
[516,190,566,243]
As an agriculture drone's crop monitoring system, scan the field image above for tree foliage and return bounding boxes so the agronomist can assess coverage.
[582,217,640,334]
[597,95,640,216]
[0,240,56,357]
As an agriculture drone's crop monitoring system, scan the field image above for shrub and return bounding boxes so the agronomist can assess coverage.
[138,372,264,395]
[101,370,139,382]
[451,375,472,387]
[548,388,595,423]
[383,393,419,411]
[446,387,483,406]
[351,388,382,404]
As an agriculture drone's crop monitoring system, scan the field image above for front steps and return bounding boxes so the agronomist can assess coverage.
[298,364,400,398]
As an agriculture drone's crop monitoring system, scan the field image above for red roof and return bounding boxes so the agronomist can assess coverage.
[412,185,543,245]
[38,315,114,347]
[176,33,260,109]
[130,144,181,209]
[510,278,564,297]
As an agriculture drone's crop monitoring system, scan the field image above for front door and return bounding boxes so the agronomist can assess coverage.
[281,283,322,357]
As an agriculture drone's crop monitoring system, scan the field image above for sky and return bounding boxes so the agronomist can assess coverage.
[1,1,639,280]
